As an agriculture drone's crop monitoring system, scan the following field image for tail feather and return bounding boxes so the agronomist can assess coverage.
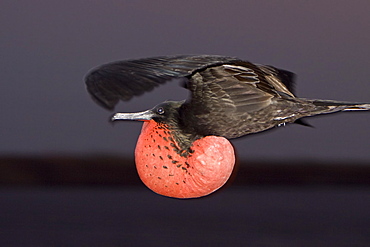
[309,99,370,114]
[275,98,369,128]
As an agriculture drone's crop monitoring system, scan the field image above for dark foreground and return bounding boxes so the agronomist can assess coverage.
[0,156,369,246]
[1,187,370,247]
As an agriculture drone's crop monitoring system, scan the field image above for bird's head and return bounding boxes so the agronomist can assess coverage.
[111,100,185,125]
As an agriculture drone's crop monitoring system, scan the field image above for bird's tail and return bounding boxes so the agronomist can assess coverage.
[305,99,370,116]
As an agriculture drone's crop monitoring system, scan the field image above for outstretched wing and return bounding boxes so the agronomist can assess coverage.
[85,55,240,110]
[86,55,298,137]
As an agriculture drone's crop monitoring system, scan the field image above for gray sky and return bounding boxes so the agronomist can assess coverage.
[1,0,369,162]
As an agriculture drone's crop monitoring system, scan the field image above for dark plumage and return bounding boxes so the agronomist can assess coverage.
[85,55,370,150]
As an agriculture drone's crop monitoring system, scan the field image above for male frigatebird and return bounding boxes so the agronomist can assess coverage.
[85,55,370,199]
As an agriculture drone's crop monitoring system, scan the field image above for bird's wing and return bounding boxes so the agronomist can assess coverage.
[184,62,296,114]
[180,62,297,136]
[85,55,241,110]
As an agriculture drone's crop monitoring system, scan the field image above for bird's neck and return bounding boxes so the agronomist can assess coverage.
[141,119,196,157]
[177,102,209,138]
[164,117,201,153]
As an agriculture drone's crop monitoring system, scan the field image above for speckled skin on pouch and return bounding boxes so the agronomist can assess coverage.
[135,120,235,198]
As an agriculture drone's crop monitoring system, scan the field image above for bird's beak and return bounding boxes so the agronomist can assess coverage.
[111,109,155,122]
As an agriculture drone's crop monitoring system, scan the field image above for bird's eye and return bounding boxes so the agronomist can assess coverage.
[157,107,165,115]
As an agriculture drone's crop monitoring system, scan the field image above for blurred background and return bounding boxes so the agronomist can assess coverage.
[1,1,369,246]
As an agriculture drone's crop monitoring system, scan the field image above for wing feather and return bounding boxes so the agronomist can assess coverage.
[181,63,296,136]
[85,55,239,109]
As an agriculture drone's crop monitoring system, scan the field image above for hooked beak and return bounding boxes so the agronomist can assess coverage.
[111,109,155,122]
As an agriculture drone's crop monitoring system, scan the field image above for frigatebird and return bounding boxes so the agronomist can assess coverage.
[85,55,370,198]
